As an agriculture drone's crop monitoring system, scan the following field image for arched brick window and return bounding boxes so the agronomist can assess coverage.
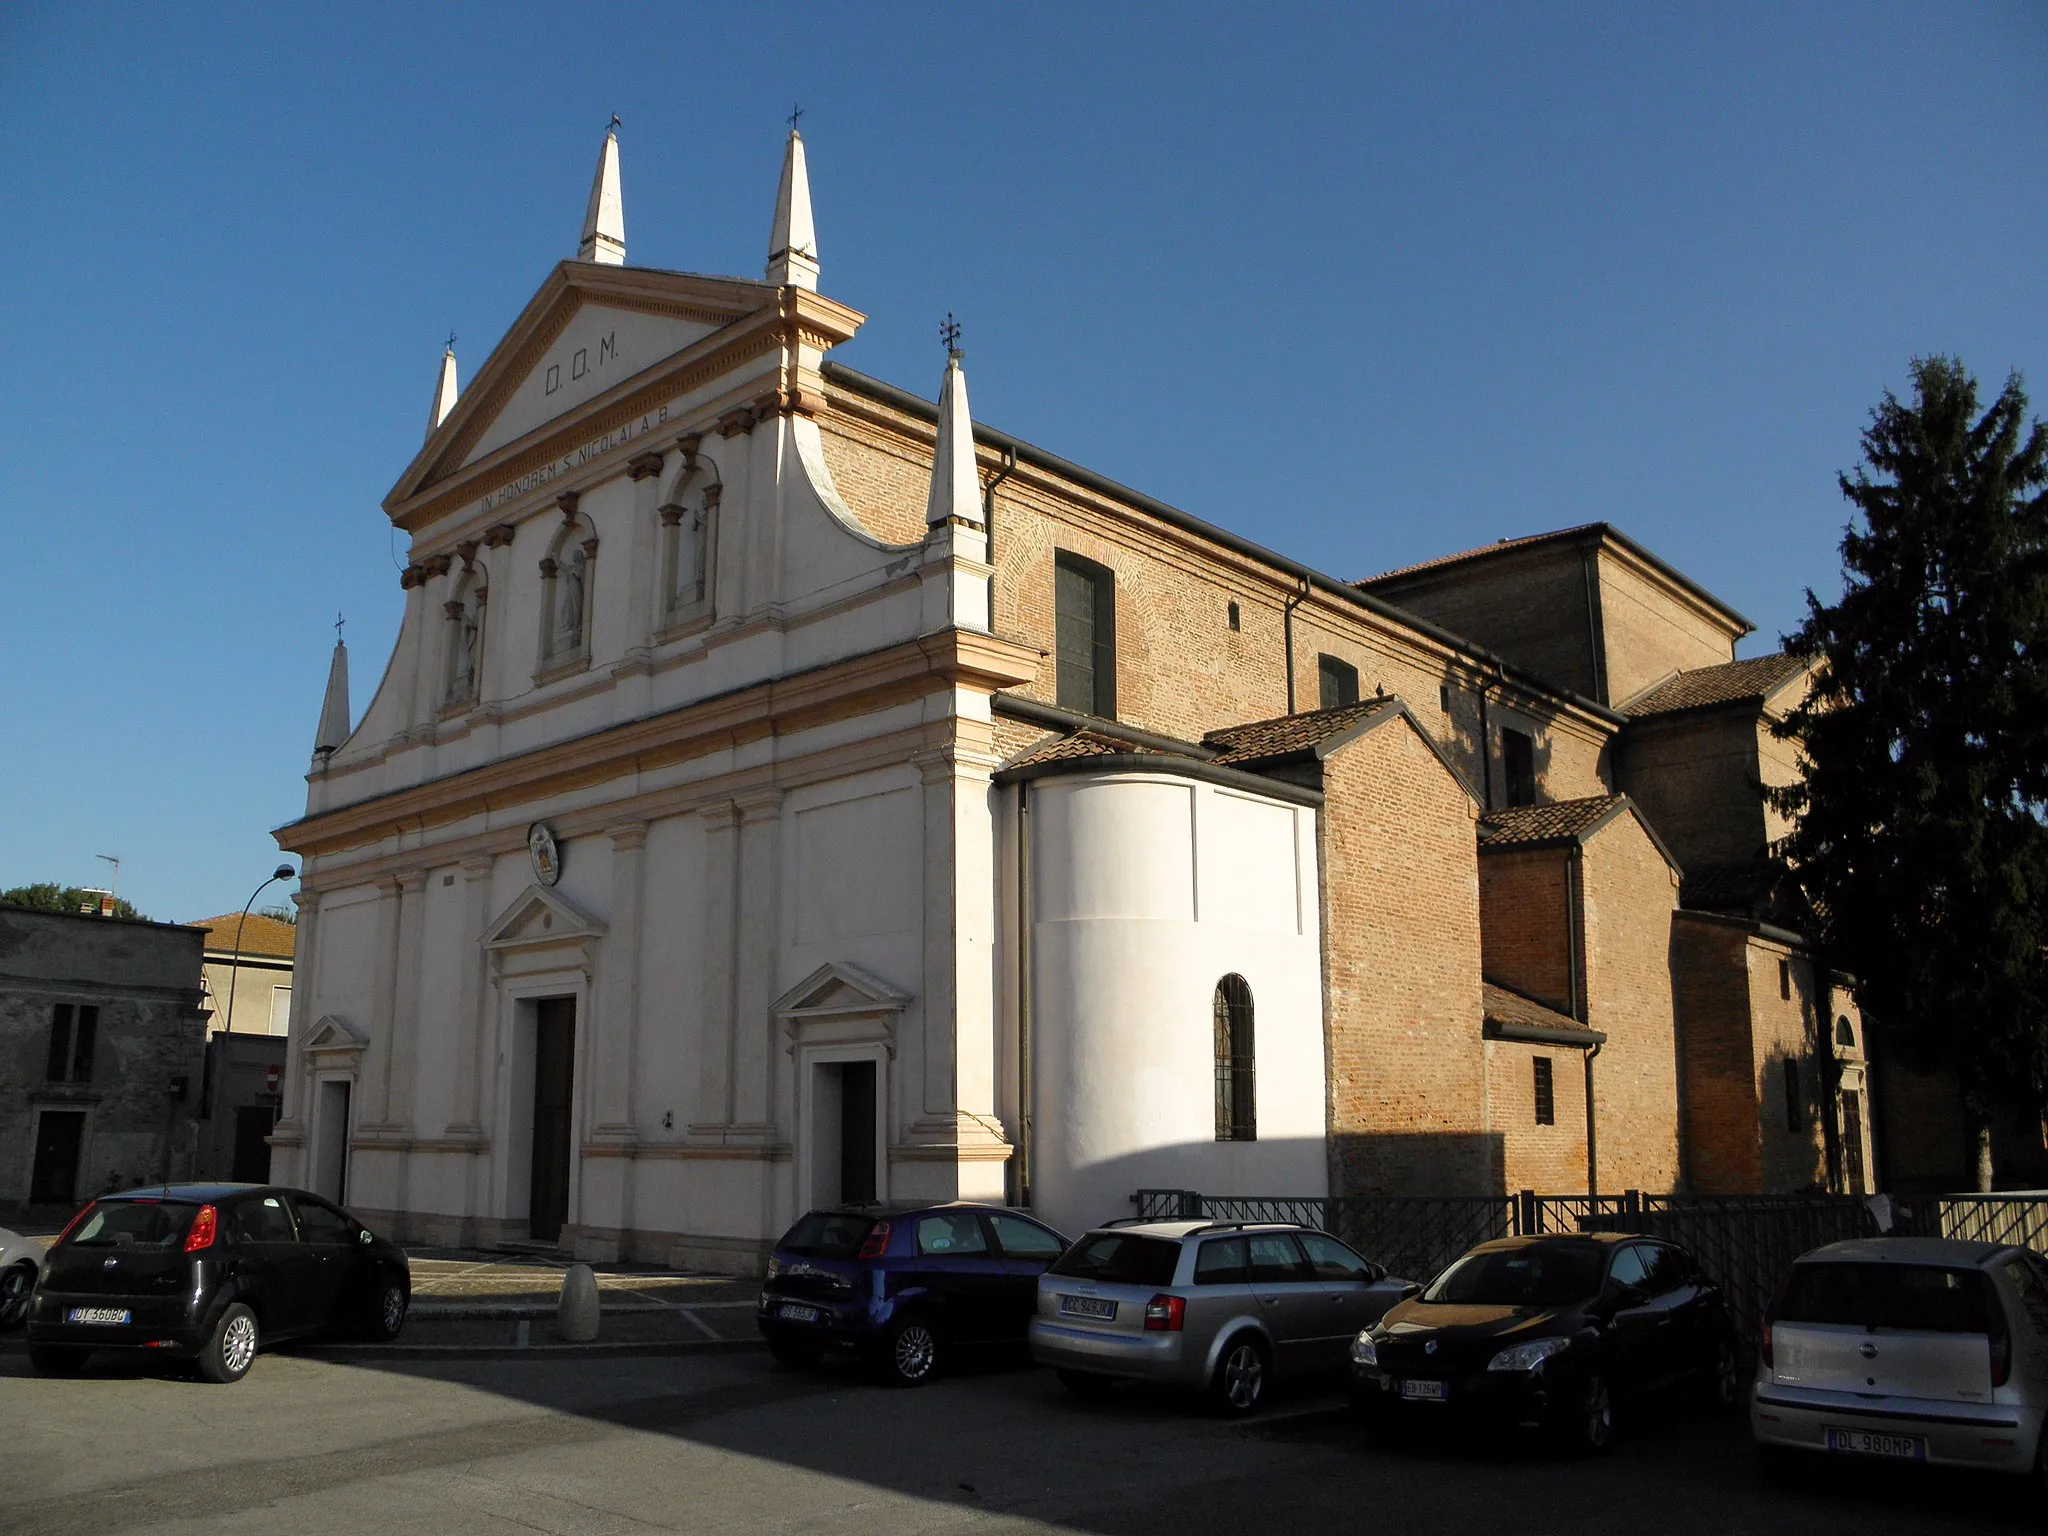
[1214,975,1256,1142]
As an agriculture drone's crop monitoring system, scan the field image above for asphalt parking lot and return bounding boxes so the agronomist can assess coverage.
[0,1337,2009,1536]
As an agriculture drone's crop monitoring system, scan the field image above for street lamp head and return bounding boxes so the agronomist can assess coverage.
[272,864,295,882]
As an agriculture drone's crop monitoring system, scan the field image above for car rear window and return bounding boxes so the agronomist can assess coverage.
[776,1212,877,1259]
[1424,1244,1606,1307]
[1049,1233,1181,1287]
[1774,1263,1993,1334]
[66,1201,194,1249]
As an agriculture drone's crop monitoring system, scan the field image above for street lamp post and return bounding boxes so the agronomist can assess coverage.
[221,864,297,1039]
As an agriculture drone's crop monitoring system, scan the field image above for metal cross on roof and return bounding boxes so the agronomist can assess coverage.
[940,313,962,356]
[335,611,345,641]
[445,330,457,353]
[609,113,622,133]
[788,102,804,132]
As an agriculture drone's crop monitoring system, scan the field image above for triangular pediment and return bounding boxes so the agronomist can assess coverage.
[772,961,911,1019]
[303,1013,366,1050]
[389,262,780,508]
[482,883,607,951]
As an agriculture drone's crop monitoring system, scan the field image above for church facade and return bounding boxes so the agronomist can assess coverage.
[271,126,1875,1268]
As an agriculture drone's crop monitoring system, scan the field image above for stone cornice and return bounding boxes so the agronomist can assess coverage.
[277,629,1040,859]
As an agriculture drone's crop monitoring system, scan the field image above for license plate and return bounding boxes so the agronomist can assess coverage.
[778,1303,821,1323]
[1824,1426,1926,1460]
[1059,1295,1117,1320]
[1399,1378,1449,1401]
[66,1306,131,1326]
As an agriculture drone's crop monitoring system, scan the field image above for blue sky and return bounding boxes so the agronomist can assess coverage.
[1,3,2043,922]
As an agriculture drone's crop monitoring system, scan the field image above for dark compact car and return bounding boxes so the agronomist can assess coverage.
[26,1183,411,1383]
[758,1201,1069,1385]
[1350,1232,1739,1451]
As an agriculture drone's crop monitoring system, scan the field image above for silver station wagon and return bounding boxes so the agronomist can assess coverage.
[1752,1237,2048,1478]
[1029,1219,1413,1415]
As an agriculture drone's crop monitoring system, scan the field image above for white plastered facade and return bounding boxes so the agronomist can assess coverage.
[270,144,1331,1267]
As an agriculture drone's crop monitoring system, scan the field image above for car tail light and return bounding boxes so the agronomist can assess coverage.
[53,1202,96,1247]
[183,1204,219,1254]
[1143,1294,1186,1332]
[1991,1321,2013,1388]
[1759,1322,1773,1370]
[857,1221,891,1260]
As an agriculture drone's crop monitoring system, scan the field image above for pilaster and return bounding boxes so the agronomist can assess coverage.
[691,800,741,1132]
[446,853,496,1139]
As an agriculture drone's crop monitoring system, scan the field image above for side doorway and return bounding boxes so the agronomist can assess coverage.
[29,1110,86,1205]
[528,997,576,1244]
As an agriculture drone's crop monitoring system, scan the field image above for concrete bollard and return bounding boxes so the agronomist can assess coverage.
[557,1263,600,1342]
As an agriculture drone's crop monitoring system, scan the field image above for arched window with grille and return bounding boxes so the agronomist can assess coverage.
[1214,975,1255,1142]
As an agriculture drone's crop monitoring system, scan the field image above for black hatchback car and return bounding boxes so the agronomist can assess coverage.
[27,1183,411,1383]
[758,1201,1069,1385]
[1350,1232,1739,1451]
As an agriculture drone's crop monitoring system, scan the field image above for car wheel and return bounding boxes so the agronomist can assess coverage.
[1701,1338,1740,1410]
[1209,1335,1270,1418]
[768,1336,822,1369]
[28,1344,90,1376]
[363,1279,408,1342]
[0,1262,35,1331]
[1559,1371,1613,1453]
[1056,1368,1112,1397]
[197,1302,259,1384]
[878,1317,942,1387]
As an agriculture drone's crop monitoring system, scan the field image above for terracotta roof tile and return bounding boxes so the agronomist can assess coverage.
[1202,698,1399,765]
[1482,981,1603,1042]
[1477,795,1629,849]
[1357,524,1607,586]
[1622,653,1808,719]
[188,912,297,959]
[1003,729,1168,770]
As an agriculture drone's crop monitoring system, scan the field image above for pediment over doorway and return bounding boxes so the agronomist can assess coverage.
[302,1013,367,1068]
[483,884,606,979]
[774,962,911,1053]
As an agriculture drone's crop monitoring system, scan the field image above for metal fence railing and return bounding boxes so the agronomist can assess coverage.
[1130,1186,2048,1364]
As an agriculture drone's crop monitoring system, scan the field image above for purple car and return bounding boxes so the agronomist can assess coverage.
[758,1201,1070,1385]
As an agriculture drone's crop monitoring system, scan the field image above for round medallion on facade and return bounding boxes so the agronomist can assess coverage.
[528,822,562,886]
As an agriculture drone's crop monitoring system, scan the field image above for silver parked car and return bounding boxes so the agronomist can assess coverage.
[1029,1220,1413,1415]
[0,1225,44,1331]
[1752,1237,2048,1478]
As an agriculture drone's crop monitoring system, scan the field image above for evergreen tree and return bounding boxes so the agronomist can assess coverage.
[1771,357,2048,1189]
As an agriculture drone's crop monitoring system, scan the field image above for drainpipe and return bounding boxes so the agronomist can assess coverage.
[1584,1039,1602,1199]
[1283,576,1310,714]
[1014,782,1034,1208]
[1566,839,1597,1196]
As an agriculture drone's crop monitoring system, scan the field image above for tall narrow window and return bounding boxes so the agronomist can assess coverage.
[1317,655,1360,710]
[1226,600,1241,632]
[1779,959,1792,1000]
[45,1004,95,1084]
[1054,552,1116,717]
[1842,1092,1866,1193]
[1782,1058,1802,1132]
[1502,727,1537,807]
[1439,684,1452,714]
[1214,975,1256,1142]
[1532,1057,1555,1125]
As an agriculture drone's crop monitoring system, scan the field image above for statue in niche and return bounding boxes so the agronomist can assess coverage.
[454,601,480,697]
[557,546,586,649]
[675,503,705,605]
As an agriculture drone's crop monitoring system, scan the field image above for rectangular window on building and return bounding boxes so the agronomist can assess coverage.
[1502,727,1537,807]
[1783,1057,1802,1132]
[1227,600,1241,632]
[1439,683,1451,714]
[45,1004,73,1083]
[1533,1056,1555,1125]
[1054,552,1116,718]
[1779,959,1792,1000]
[1842,1091,1866,1194]
[45,1003,95,1084]
[1317,655,1360,710]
